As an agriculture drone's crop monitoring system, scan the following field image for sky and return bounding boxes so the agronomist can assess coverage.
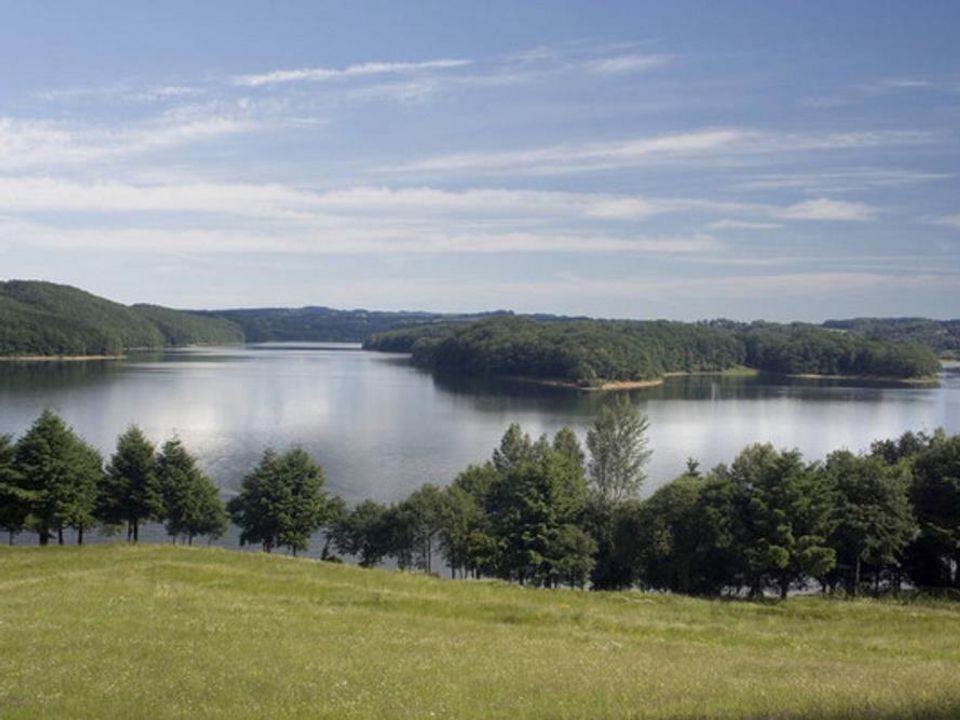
[0,0,957,321]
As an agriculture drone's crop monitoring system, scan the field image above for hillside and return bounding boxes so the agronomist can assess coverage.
[365,317,942,385]
[201,306,516,343]
[0,545,958,719]
[825,317,960,359]
[0,281,243,356]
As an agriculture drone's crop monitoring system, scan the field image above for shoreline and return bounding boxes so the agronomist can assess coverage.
[0,354,125,363]
[786,372,940,386]
[506,365,938,392]
[506,376,666,392]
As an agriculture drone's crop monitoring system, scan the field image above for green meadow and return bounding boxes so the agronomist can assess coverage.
[1,545,959,719]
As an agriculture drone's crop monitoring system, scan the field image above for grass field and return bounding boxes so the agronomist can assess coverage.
[1,545,959,719]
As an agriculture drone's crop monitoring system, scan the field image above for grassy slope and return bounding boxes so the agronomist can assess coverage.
[1,546,959,719]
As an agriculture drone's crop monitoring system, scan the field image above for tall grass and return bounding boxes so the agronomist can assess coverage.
[1,544,959,719]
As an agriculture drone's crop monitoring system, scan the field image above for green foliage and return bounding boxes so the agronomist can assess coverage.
[12,410,103,545]
[227,448,330,555]
[101,426,163,542]
[587,396,651,502]
[157,439,228,544]
[0,280,243,356]
[131,304,244,345]
[825,317,960,358]
[367,316,940,384]
[0,434,25,541]
[822,450,918,595]
[907,434,960,588]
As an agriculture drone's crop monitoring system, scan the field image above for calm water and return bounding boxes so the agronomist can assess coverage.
[1,344,958,546]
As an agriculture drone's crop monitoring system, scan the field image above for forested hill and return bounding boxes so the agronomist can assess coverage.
[197,306,523,342]
[0,281,243,356]
[364,317,942,384]
[824,318,960,359]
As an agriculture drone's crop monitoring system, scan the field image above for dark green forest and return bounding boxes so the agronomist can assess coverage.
[825,317,960,359]
[365,317,942,383]
[0,281,243,356]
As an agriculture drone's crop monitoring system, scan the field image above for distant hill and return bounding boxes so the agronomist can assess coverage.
[199,306,523,343]
[824,317,960,359]
[0,280,243,356]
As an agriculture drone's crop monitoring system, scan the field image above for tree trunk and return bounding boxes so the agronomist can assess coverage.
[77,526,84,545]
[853,557,861,597]
[779,580,789,600]
[133,521,139,543]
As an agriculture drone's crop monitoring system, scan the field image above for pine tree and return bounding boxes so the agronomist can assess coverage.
[157,438,227,545]
[13,410,100,545]
[101,426,163,542]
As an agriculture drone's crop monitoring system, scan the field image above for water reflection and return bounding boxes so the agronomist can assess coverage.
[0,346,956,513]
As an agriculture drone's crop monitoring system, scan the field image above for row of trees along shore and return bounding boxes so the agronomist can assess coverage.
[2,406,959,598]
[363,317,942,385]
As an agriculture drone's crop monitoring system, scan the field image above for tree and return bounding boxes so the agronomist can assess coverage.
[395,484,445,573]
[484,427,592,586]
[60,439,104,545]
[438,464,498,578]
[492,423,535,475]
[101,425,162,542]
[331,499,391,567]
[0,434,26,544]
[14,410,101,545]
[157,438,227,545]
[724,444,836,598]
[228,447,330,555]
[822,450,917,595]
[906,434,960,588]
[586,397,652,503]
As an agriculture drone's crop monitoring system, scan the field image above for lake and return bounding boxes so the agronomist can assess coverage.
[2,343,958,547]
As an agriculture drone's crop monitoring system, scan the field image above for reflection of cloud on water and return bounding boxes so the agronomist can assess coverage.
[0,347,957,507]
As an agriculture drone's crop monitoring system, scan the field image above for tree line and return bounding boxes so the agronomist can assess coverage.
[330,403,959,597]
[2,406,958,599]
[364,317,942,384]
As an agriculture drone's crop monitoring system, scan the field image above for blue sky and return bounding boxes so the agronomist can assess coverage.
[0,0,957,320]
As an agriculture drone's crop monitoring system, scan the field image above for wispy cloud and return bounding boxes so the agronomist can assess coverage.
[233,59,471,87]
[734,168,953,193]
[931,214,960,230]
[0,111,257,172]
[778,198,877,222]
[388,128,939,176]
[0,178,888,239]
[587,54,671,74]
[707,219,782,230]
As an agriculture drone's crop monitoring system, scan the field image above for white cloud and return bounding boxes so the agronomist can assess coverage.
[0,112,257,172]
[588,54,671,74]
[389,128,938,176]
[233,59,471,87]
[707,219,782,230]
[734,168,953,193]
[931,214,960,230]
[0,213,719,256]
[778,198,878,222]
